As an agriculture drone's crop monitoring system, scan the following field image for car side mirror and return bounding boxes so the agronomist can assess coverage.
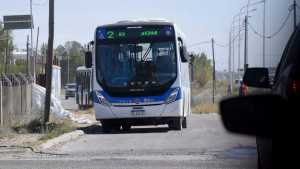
[220,94,280,138]
[85,51,92,68]
[243,68,270,88]
[180,46,189,63]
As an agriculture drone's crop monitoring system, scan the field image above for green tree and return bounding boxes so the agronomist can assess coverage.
[191,52,213,87]
[0,21,14,73]
[58,41,84,86]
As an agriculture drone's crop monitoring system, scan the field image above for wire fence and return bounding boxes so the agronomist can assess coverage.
[0,73,39,127]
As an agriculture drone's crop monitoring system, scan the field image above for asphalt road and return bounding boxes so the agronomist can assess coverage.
[0,113,257,169]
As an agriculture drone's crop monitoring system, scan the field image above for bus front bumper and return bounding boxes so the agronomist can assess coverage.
[94,100,183,120]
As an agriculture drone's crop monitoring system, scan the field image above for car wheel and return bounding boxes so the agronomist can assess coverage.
[65,96,68,100]
[182,117,187,129]
[169,117,182,131]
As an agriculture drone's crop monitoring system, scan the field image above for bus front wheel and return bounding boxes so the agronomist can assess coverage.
[122,124,131,131]
[182,117,187,129]
[169,117,182,131]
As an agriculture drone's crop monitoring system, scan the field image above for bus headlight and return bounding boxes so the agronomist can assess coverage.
[95,92,111,107]
[165,88,180,104]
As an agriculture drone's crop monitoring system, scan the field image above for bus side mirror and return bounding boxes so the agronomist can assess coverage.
[85,51,92,68]
[180,46,189,63]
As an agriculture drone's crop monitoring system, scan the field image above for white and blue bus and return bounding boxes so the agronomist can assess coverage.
[85,20,191,132]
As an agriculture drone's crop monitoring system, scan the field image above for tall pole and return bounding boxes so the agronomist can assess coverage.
[4,31,9,73]
[35,27,40,76]
[294,0,297,31]
[262,0,266,67]
[26,35,30,75]
[211,38,216,103]
[244,16,249,71]
[30,0,34,78]
[232,24,235,83]
[238,14,242,75]
[44,0,55,128]
[67,54,70,84]
[228,31,232,95]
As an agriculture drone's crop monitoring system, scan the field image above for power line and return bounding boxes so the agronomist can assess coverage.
[32,0,48,6]
[216,30,245,48]
[248,10,292,39]
[215,42,228,48]
[188,41,211,48]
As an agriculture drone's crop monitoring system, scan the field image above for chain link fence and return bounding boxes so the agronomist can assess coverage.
[0,73,37,127]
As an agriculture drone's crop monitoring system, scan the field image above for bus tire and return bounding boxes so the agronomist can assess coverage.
[101,120,112,133]
[112,123,121,131]
[182,117,187,129]
[122,124,131,131]
[169,117,182,131]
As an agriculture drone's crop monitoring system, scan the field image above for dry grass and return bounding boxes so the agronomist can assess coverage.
[10,117,77,141]
[192,103,219,114]
[39,119,77,141]
[0,127,15,139]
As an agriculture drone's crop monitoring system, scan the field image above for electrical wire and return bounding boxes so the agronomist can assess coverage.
[248,10,292,39]
[188,41,211,48]
[215,43,228,48]
[32,0,48,6]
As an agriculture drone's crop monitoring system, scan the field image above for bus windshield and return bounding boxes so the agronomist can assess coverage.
[96,41,177,96]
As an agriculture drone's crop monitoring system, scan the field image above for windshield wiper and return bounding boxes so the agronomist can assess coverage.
[142,45,152,61]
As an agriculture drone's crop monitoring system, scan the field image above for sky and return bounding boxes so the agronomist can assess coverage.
[1,0,298,71]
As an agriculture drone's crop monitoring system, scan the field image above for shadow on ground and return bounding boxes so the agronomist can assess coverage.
[78,124,169,135]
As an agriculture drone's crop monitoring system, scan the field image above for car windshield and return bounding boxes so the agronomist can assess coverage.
[96,41,177,88]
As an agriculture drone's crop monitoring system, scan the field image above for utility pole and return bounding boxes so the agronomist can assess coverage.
[44,0,55,129]
[30,0,35,80]
[4,31,9,73]
[211,38,216,103]
[26,35,30,75]
[35,27,40,75]
[67,54,70,84]
[262,0,266,67]
[238,15,242,76]
[232,25,235,84]
[228,31,232,95]
[294,0,297,31]
[244,16,249,71]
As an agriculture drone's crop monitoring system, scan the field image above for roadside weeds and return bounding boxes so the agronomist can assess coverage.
[192,103,219,114]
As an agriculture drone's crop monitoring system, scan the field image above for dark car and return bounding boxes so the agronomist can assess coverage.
[220,24,300,169]
[65,83,77,99]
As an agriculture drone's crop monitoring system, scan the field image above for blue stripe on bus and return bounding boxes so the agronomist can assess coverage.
[93,87,181,104]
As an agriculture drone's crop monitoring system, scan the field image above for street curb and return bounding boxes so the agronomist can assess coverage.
[38,130,84,150]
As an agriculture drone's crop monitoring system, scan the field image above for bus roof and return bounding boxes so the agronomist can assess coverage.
[98,19,174,28]
[96,19,186,40]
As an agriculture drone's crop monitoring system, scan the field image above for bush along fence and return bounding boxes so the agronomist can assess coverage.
[0,73,37,127]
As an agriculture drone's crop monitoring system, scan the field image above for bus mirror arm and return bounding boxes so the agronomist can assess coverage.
[180,46,189,63]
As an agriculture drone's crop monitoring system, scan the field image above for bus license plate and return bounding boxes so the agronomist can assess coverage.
[131,109,145,116]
